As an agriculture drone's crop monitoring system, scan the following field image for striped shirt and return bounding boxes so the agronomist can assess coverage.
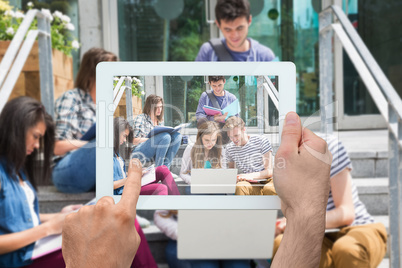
[322,134,374,226]
[225,135,272,173]
[54,88,96,140]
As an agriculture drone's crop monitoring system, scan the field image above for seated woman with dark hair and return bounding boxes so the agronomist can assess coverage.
[113,117,180,196]
[0,97,82,268]
[131,94,182,168]
[52,47,118,194]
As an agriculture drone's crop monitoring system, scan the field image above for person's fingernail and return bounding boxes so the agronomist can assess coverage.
[285,112,298,126]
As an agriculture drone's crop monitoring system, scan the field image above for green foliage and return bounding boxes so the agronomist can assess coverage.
[170,32,202,61]
[0,0,78,56]
[113,77,145,98]
[50,1,69,14]
[186,76,204,111]
[168,0,206,61]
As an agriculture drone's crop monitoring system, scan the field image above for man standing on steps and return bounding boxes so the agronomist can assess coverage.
[195,0,275,62]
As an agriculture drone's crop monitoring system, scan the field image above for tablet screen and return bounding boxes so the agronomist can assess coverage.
[96,62,295,209]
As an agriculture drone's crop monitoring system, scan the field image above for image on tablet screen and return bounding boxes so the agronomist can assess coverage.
[111,75,280,197]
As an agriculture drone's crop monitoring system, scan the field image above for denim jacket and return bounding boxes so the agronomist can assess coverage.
[0,159,40,267]
[113,154,125,195]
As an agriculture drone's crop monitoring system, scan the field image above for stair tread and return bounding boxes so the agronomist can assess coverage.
[353,178,389,194]
[37,186,95,201]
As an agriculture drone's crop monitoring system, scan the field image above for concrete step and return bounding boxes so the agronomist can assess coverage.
[37,186,95,213]
[349,151,388,178]
[143,223,169,264]
[353,178,388,215]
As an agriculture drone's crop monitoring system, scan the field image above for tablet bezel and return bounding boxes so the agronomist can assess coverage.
[96,62,295,209]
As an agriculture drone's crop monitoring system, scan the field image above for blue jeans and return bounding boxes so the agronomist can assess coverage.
[165,240,192,268]
[52,140,96,193]
[132,132,181,168]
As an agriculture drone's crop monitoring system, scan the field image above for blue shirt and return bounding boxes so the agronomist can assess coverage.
[113,154,125,195]
[195,90,238,122]
[195,38,275,62]
[215,95,224,108]
[0,159,40,267]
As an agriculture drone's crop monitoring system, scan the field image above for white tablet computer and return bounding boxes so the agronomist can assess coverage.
[96,62,295,210]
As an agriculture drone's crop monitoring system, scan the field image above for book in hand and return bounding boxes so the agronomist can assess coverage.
[80,123,96,141]
[146,123,190,138]
[31,198,97,260]
[247,178,269,184]
[203,99,240,121]
[141,164,156,186]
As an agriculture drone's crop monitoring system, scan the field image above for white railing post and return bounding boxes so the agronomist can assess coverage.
[37,14,54,118]
[125,77,134,127]
[398,118,402,267]
[388,104,401,268]
[319,9,334,135]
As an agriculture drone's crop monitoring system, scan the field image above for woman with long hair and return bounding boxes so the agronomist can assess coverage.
[113,117,179,196]
[113,116,180,267]
[52,47,118,193]
[131,94,182,168]
[0,97,81,267]
[180,121,224,184]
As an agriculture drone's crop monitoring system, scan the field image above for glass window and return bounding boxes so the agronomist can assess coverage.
[249,1,319,116]
[163,75,264,127]
[342,0,402,115]
[117,0,321,120]
[117,0,209,61]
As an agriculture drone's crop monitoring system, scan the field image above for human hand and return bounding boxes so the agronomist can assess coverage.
[214,112,228,123]
[273,112,332,220]
[271,112,332,268]
[62,158,142,268]
[43,213,67,236]
[60,204,83,214]
[236,174,253,183]
[275,217,287,237]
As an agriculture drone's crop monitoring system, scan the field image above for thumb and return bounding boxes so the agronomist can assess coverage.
[279,112,302,155]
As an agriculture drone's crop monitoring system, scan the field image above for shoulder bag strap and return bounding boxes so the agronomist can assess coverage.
[208,38,233,61]
[206,90,221,109]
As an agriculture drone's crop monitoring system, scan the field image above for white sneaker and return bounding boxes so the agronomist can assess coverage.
[136,214,151,228]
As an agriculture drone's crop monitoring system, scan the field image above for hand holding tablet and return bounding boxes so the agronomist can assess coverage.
[62,159,142,268]
[271,112,332,267]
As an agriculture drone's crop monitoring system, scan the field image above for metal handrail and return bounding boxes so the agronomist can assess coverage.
[113,76,134,126]
[320,5,402,268]
[113,76,127,106]
[262,76,279,111]
[0,9,54,116]
[330,5,402,121]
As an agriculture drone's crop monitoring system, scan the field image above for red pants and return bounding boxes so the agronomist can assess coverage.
[140,165,180,195]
